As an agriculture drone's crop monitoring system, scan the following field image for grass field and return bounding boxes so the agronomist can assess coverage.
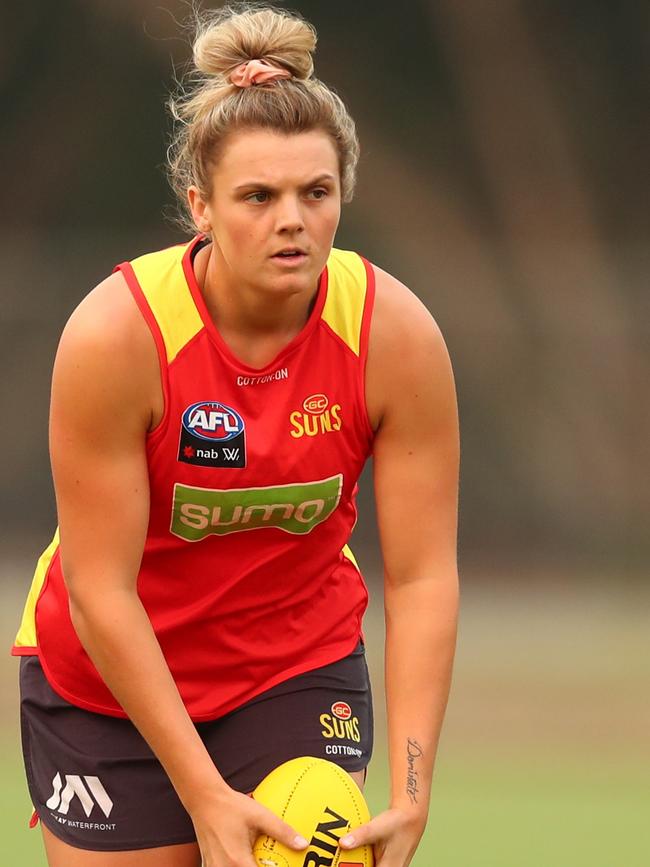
[2,572,648,865]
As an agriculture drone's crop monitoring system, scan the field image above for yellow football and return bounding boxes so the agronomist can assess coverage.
[252,756,374,867]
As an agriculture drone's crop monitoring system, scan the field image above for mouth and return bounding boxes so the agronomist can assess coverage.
[271,248,308,266]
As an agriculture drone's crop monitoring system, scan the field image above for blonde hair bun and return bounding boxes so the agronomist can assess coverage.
[193,5,316,81]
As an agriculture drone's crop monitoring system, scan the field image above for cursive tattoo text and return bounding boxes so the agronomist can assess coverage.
[406,737,423,804]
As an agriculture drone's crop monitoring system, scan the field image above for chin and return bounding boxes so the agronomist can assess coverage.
[266,271,318,297]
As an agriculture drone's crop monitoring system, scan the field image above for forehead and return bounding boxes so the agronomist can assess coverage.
[215,128,339,185]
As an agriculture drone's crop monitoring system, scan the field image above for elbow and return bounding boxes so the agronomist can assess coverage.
[384,569,459,622]
[66,578,99,638]
[384,563,459,595]
[67,592,94,650]
[63,567,136,639]
[63,567,94,626]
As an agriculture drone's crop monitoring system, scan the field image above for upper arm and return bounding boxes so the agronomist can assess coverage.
[50,271,160,598]
[366,266,460,586]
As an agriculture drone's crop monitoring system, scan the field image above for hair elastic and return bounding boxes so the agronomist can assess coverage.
[230,59,292,88]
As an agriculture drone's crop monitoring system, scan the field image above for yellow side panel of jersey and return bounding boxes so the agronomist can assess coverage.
[322,249,367,356]
[342,543,360,571]
[14,528,60,649]
[131,243,204,363]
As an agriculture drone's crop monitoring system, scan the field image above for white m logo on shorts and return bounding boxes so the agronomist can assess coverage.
[46,772,114,818]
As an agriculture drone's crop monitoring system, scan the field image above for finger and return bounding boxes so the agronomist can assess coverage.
[340,814,397,849]
[256,807,308,851]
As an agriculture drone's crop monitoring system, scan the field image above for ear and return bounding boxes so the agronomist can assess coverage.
[187,186,212,233]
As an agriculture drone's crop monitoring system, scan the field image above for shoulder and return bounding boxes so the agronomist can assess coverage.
[59,269,147,353]
[369,262,444,349]
[53,269,161,432]
[366,262,455,431]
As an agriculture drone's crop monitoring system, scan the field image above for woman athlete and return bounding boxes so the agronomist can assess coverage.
[14,6,459,867]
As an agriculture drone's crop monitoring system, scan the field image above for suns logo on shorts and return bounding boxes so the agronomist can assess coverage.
[332,701,352,720]
[320,701,361,744]
[289,393,342,439]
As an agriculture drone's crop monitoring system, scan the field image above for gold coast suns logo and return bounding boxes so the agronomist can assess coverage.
[290,394,342,439]
[320,701,361,743]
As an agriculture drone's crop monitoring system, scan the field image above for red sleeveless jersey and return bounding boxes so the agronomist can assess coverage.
[13,236,376,720]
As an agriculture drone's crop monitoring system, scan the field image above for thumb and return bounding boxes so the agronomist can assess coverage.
[257,806,309,851]
[340,813,396,849]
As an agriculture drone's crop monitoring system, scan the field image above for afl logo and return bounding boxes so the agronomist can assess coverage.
[303,393,328,415]
[331,701,352,721]
[182,401,244,442]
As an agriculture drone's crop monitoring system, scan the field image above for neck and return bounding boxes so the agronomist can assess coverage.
[194,242,319,366]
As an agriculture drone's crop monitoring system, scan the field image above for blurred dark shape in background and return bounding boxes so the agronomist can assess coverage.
[1,0,647,580]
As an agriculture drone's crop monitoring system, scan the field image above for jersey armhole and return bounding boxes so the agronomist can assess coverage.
[113,261,171,442]
[359,256,377,448]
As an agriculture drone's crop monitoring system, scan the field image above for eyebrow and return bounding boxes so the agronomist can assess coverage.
[233,173,337,193]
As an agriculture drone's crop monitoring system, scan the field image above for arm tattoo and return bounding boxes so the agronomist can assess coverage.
[406,737,423,804]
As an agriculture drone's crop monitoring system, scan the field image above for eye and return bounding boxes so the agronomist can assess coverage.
[308,188,328,200]
[246,191,270,204]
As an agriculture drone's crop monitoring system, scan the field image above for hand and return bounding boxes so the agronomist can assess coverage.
[339,807,426,867]
[189,786,308,867]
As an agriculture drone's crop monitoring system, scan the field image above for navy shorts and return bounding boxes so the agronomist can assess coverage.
[19,642,373,851]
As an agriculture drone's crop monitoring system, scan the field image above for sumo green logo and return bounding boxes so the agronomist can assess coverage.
[171,475,343,541]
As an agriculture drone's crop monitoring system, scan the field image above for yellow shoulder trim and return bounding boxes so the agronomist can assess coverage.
[14,528,60,649]
[131,243,204,363]
[322,249,367,356]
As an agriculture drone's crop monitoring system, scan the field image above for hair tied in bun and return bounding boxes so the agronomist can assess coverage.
[230,59,292,88]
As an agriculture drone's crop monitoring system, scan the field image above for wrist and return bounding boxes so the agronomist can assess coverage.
[175,769,232,815]
[388,800,428,831]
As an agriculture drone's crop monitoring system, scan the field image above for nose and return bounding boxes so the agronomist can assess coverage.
[275,194,305,234]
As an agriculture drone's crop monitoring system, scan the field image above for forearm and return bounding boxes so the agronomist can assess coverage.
[69,584,228,811]
[384,572,459,822]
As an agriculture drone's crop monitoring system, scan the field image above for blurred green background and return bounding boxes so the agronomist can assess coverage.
[1,1,648,864]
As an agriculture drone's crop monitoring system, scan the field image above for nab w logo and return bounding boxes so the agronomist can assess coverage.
[46,772,114,818]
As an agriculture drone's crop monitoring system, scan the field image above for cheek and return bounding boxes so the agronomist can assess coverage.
[319,201,341,240]
[216,213,261,259]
